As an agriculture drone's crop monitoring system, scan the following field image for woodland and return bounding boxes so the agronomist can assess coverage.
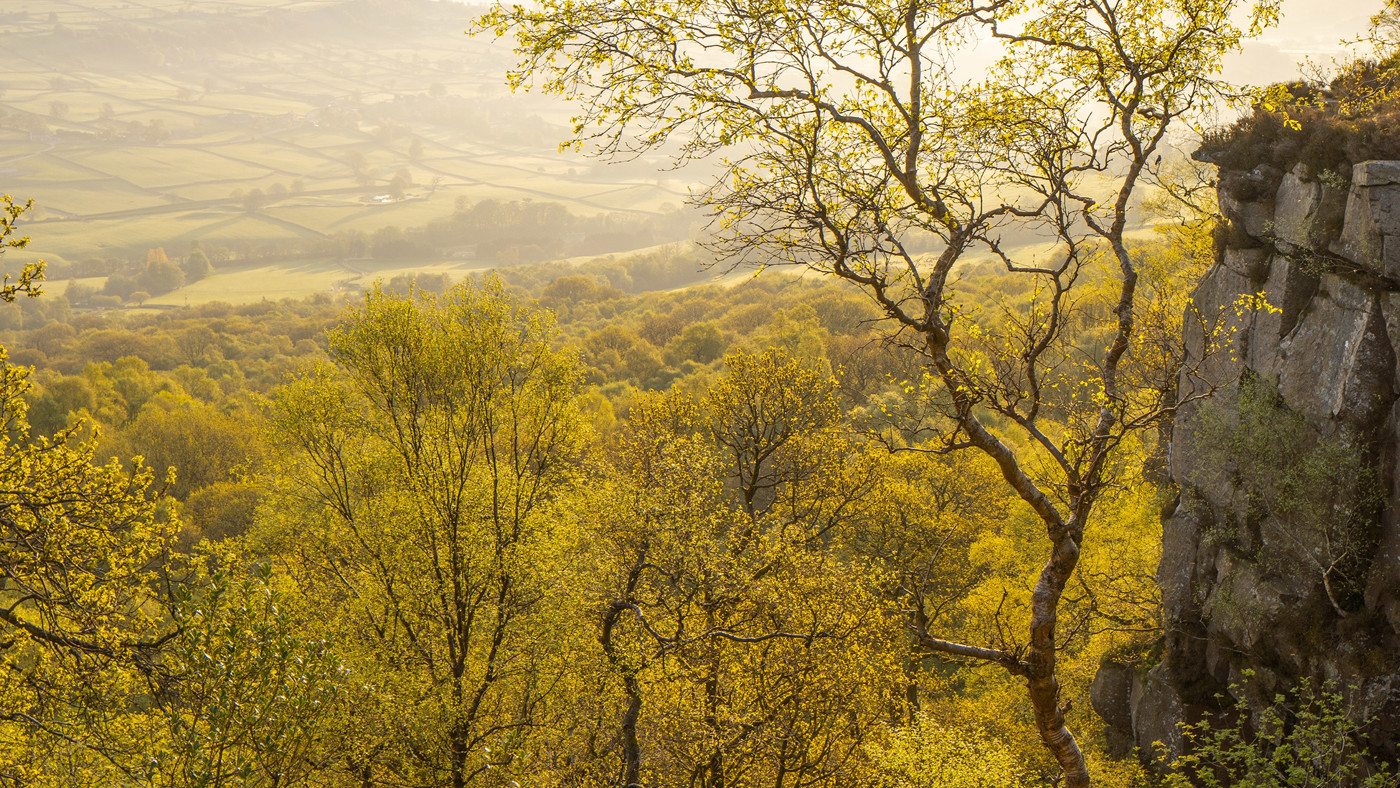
[0,211,1198,788]
[3,0,1400,787]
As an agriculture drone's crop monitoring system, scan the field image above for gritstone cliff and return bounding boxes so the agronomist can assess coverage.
[1093,157,1400,766]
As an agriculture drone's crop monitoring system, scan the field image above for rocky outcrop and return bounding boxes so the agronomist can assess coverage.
[1093,161,1400,766]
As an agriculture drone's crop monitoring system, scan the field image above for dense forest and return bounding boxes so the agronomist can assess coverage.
[5,0,1400,787]
[0,220,1189,787]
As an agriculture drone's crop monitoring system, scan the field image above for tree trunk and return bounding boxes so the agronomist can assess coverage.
[449,722,468,788]
[1025,520,1089,788]
[621,671,643,787]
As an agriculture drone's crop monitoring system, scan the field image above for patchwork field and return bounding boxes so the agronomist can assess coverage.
[0,0,696,294]
[0,0,1145,310]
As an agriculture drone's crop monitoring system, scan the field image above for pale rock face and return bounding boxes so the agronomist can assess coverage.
[1355,160,1400,189]
[1276,276,1393,428]
[1090,663,1136,757]
[1334,161,1400,279]
[1177,262,1253,396]
[1220,246,1269,281]
[1272,164,1347,254]
[1129,665,1186,760]
[1220,191,1276,242]
[1092,161,1400,768]
[1247,255,1315,380]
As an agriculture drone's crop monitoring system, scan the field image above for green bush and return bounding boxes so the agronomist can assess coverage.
[1167,676,1396,787]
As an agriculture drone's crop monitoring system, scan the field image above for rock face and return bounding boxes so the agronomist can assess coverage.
[1093,161,1400,766]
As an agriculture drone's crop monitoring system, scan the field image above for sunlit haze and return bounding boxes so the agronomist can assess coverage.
[1224,0,1387,83]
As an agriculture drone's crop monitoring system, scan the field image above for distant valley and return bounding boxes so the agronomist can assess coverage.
[0,0,696,305]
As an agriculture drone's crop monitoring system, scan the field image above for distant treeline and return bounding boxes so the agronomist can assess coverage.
[365,197,695,263]
[4,243,716,334]
[0,268,908,549]
[25,198,697,302]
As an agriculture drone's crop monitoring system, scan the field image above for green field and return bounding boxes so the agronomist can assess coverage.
[139,257,496,306]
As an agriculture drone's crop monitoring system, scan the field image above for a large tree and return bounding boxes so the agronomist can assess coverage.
[256,281,587,788]
[0,197,172,783]
[482,1,1277,784]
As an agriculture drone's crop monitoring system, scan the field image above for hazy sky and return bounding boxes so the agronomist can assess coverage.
[1225,0,1387,84]
[459,0,1381,90]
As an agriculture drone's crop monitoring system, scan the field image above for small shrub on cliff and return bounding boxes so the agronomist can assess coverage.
[1166,676,1396,788]
[1200,75,1400,181]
